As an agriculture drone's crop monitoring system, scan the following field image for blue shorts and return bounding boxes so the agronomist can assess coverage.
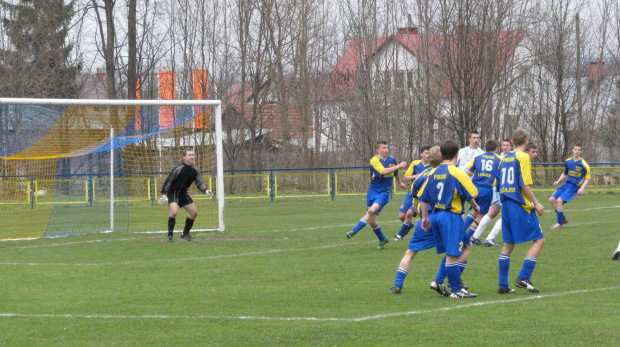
[367,189,390,216]
[475,186,494,215]
[408,219,436,252]
[502,200,544,244]
[399,190,414,214]
[430,211,466,256]
[492,190,502,207]
[551,183,579,203]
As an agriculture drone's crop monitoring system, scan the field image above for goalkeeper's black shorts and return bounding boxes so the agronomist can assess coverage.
[167,190,194,207]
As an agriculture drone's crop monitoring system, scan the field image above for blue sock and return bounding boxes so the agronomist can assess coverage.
[397,222,413,237]
[458,261,467,275]
[463,213,476,229]
[434,256,447,283]
[351,218,368,234]
[445,262,462,293]
[518,257,537,280]
[467,226,476,239]
[558,211,566,225]
[499,254,511,288]
[394,268,408,288]
[372,225,386,241]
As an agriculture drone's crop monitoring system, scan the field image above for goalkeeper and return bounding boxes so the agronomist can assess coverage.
[159,149,212,241]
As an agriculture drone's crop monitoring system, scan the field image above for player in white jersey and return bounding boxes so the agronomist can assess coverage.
[456,131,484,173]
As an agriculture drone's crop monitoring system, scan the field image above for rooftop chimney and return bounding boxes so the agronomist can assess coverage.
[397,27,419,35]
[589,61,605,82]
[95,67,106,84]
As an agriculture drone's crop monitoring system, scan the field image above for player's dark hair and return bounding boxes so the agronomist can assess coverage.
[512,128,529,147]
[182,148,194,157]
[485,139,498,152]
[468,130,480,138]
[573,143,582,150]
[502,139,512,146]
[375,140,388,149]
[419,145,431,153]
[440,139,459,160]
[525,143,538,151]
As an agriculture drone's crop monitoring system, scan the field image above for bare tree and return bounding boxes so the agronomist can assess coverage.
[522,0,586,161]
[91,0,117,98]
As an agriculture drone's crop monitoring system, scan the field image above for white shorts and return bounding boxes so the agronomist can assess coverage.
[492,190,502,207]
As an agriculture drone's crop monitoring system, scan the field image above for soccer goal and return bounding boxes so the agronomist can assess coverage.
[0,98,225,239]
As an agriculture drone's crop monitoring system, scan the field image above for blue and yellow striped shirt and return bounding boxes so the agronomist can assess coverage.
[419,163,478,215]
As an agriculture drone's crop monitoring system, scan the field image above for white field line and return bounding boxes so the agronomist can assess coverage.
[2,204,619,244]
[1,203,618,253]
[1,287,617,322]
[1,220,395,249]
[0,240,377,266]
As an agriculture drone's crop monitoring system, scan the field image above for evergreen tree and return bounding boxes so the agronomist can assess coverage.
[0,0,80,97]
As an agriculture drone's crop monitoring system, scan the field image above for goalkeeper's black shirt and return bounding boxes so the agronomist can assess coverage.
[160,163,208,195]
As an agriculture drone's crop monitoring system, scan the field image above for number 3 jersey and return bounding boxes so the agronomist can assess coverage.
[497,151,533,212]
[419,163,478,215]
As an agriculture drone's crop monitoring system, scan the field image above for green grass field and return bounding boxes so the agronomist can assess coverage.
[1,194,619,345]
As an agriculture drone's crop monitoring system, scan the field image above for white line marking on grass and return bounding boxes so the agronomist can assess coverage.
[0,240,377,266]
[564,205,620,212]
[1,287,617,322]
[255,220,400,233]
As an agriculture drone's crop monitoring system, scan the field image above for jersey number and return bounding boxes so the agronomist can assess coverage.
[436,182,444,200]
[481,159,494,172]
[501,167,515,185]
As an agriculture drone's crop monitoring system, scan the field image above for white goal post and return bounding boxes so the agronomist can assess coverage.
[0,98,225,234]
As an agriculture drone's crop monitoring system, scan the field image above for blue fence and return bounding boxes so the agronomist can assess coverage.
[1,163,619,206]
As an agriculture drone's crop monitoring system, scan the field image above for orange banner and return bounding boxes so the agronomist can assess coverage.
[159,70,177,130]
[193,69,209,129]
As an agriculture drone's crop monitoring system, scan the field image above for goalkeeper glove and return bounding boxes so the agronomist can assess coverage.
[205,190,213,197]
[158,194,168,205]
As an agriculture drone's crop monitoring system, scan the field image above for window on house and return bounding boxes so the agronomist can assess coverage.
[339,120,348,143]
[407,71,414,89]
[394,71,405,90]
[383,71,392,92]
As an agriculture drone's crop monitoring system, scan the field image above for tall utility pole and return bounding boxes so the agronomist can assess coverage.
[127,0,137,100]
[576,13,582,131]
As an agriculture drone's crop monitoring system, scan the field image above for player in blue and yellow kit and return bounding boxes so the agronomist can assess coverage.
[390,146,442,294]
[549,144,590,229]
[346,141,407,249]
[497,128,545,294]
[420,139,480,298]
[394,146,431,241]
[467,140,501,243]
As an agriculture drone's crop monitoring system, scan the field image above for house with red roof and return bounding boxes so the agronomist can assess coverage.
[221,80,315,150]
[321,25,526,153]
[222,26,526,158]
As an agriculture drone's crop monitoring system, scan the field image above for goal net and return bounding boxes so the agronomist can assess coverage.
[0,98,224,240]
